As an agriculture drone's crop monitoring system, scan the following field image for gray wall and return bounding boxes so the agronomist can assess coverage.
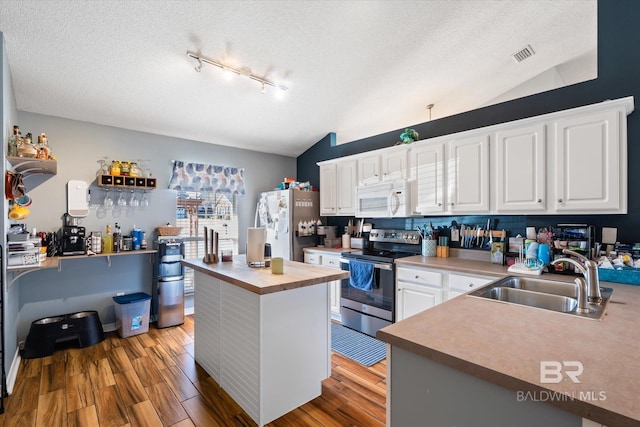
[11,112,295,340]
[2,32,20,378]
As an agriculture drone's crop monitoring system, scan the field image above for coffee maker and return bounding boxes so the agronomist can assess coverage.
[60,213,86,256]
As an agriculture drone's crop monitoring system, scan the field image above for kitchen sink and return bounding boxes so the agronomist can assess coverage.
[486,276,578,297]
[468,276,613,320]
[488,287,577,313]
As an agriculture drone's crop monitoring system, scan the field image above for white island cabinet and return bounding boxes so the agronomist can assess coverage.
[183,256,349,427]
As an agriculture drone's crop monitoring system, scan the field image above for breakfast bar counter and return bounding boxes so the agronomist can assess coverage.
[377,278,640,426]
[182,256,349,426]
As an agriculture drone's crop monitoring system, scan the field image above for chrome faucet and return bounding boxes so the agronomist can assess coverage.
[550,249,602,303]
[573,277,590,313]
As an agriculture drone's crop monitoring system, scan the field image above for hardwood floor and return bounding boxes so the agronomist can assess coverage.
[0,316,387,426]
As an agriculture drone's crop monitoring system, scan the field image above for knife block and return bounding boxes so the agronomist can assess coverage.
[203,228,219,264]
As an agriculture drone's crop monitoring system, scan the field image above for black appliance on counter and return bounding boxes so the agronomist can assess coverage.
[153,236,185,328]
[59,225,86,256]
[340,229,421,337]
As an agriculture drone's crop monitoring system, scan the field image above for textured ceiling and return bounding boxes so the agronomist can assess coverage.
[0,1,596,157]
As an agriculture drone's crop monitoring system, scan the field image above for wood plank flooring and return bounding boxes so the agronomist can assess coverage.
[0,316,387,426]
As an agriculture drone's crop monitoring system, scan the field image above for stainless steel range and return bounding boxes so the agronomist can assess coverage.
[340,229,421,337]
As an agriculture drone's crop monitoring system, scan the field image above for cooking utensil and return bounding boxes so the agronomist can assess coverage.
[465,226,472,248]
[485,218,492,249]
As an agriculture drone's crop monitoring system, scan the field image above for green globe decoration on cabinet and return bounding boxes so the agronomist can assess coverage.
[399,128,419,144]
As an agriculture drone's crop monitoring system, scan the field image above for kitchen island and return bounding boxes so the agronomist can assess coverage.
[378,274,640,426]
[182,256,349,427]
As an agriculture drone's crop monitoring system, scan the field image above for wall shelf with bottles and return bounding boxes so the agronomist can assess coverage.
[7,156,57,176]
[97,174,157,189]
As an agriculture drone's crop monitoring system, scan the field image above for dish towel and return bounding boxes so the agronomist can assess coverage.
[349,260,374,291]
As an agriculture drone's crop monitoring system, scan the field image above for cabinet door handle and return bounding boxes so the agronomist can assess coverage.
[415,275,419,279]
[558,198,563,203]
[537,199,542,203]
[438,203,442,207]
[468,283,473,287]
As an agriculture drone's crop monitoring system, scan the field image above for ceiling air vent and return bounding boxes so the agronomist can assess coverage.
[512,45,535,63]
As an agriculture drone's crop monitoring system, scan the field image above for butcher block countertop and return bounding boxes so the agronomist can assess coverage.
[379,255,640,425]
[182,255,349,295]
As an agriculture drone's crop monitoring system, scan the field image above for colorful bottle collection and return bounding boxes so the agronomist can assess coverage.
[100,224,145,253]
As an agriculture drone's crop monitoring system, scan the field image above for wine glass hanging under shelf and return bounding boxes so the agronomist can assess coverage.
[97,174,157,189]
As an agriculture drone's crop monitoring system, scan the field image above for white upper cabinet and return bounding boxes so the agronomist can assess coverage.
[447,134,490,213]
[495,124,546,212]
[319,162,337,215]
[336,159,357,215]
[319,159,357,216]
[318,97,632,217]
[357,147,407,185]
[553,109,623,212]
[381,149,407,181]
[357,154,381,185]
[410,142,445,214]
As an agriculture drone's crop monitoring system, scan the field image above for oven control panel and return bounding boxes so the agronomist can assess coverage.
[369,229,420,244]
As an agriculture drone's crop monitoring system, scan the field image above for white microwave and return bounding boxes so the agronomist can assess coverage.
[355,180,411,218]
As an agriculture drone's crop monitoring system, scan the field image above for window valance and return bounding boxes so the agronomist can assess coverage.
[168,161,245,196]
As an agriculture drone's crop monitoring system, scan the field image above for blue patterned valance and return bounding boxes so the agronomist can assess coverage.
[168,161,245,196]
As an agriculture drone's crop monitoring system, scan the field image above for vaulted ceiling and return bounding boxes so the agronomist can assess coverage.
[0,1,596,156]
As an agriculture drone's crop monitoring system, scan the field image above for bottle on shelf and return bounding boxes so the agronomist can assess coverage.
[36,133,51,160]
[103,224,113,254]
[113,222,122,253]
[110,161,121,176]
[18,132,37,158]
[8,125,19,157]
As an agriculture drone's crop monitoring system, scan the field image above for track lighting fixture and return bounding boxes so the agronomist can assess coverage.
[187,50,288,95]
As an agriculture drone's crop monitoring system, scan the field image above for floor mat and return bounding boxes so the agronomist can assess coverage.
[331,323,386,366]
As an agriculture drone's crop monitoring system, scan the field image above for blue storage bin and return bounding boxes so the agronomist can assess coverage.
[112,292,151,338]
[598,268,640,286]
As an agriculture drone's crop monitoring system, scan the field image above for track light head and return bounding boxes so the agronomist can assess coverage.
[194,57,203,73]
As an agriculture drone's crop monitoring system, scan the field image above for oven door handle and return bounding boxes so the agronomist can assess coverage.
[340,258,393,271]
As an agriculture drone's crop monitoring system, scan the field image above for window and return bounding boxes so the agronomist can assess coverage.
[176,191,239,293]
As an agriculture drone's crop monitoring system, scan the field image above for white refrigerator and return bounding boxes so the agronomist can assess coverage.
[256,189,320,262]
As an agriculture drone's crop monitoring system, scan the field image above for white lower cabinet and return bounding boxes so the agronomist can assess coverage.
[397,282,443,321]
[447,272,497,300]
[322,255,342,320]
[396,264,498,321]
[304,250,343,321]
[396,266,443,322]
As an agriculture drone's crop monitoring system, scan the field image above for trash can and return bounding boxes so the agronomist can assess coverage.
[112,292,151,338]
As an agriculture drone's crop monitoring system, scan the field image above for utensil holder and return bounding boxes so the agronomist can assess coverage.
[422,239,437,257]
